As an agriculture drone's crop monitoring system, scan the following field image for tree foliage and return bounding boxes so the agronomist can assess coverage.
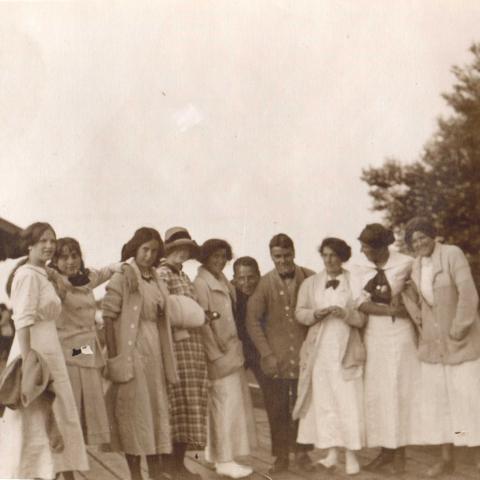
[362,43,480,279]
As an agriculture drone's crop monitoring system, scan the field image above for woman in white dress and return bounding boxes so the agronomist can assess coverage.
[0,222,89,480]
[294,237,366,475]
[403,217,480,477]
[355,223,422,475]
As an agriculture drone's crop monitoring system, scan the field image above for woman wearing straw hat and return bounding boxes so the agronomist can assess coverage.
[158,227,208,480]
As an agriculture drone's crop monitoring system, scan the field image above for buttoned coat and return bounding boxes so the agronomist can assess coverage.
[246,265,314,379]
[102,262,178,384]
[194,266,245,380]
[404,242,480,365]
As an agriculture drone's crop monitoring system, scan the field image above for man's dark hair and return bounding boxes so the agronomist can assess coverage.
[233,256,260,276]
[269,233,295,252]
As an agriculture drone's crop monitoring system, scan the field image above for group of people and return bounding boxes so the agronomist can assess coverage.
[0,217,479,480]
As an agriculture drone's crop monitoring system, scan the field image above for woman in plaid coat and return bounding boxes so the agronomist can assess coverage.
[158,227,208,480]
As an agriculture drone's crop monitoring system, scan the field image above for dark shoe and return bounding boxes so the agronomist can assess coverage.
[268,457,289,474]
[364,449,394,472]
[426,460,455,478]
[294,451,315,472]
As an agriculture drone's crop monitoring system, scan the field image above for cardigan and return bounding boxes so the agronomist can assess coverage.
[246,265,314,379]
[292,269,366,420]
[405,242,480,364]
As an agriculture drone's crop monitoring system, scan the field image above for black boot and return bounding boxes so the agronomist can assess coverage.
[126,454,143,480]
[364,448,395,472]
[173,443,202,480]
[390,448,406,475]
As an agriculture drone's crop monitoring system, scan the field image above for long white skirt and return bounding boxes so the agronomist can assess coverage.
[364,315,422,448]
[205,368,256,463]
[0,320,89,479]
[420,358,480,446]
[297,318,364,450]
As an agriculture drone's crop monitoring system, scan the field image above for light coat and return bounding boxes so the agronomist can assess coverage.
[102,261,178,384]
[194,266,244,380]
[404,242,480,364]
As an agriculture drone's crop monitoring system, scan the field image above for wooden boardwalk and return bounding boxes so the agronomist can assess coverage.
[75,405,480,480]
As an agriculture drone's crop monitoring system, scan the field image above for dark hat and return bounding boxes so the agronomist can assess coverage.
[164,227,199,257]
[358,223,395,249]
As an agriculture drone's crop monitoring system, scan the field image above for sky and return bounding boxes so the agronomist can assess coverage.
[1,0,480,303]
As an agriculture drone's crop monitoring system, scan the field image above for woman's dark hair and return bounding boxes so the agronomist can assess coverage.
[121,227,164,267]
[358,223,394,249]
[197,239,233,265]
[269,233,295,252]
[404,217,437,248]
[5,222,56,297]
[319,237,352,262]
[51,237,91,286]
[233,256,260,276]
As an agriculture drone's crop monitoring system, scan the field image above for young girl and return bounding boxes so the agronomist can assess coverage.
[51,237,136,447]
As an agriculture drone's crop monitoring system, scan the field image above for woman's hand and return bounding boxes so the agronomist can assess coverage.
[330,305,347,319]
[389,295,408,317]
[314,307,332,322]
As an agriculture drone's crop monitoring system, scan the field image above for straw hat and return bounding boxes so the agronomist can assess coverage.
[164,226,199,257]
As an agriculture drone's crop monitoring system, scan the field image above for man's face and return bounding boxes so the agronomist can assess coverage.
[234,265,260,296]
[270,246,295,275]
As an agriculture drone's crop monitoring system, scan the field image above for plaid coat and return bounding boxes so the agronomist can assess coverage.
[157,263,208,448]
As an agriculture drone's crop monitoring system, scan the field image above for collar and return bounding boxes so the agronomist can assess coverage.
[23,264,48,277]
[356,249,412,271]
[197,265,234,296]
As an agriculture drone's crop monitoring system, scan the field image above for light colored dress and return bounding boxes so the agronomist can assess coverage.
[57,265,120,445]
[354,250,422,448]
[417,252,480,446]
[0,264,89,479]
[296,272,364,450]
[105,274,171,455]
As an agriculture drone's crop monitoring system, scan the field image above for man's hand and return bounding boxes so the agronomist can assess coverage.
[261,353,279,377]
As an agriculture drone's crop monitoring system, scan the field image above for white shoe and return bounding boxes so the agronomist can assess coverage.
[215,462,253,479]
[318,447,338,470]
[345,450,360,475]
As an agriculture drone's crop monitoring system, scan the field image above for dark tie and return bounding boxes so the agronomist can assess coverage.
[279,271,295,280]
[364,268,392,304]
[325,279,340,290]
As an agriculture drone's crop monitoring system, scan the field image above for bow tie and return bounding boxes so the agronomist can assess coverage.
[279,270,295,280]
[325,279,340,290]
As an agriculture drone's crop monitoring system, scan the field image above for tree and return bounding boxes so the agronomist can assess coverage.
[362,43,480,283]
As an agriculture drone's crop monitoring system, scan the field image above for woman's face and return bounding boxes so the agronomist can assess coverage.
[135,239,160,270]
[56,245,82,276]
[360,241,386,264]
[29,229,56,265]
[411,231,435,257]
[167,246,191,266]
[205,248,228,276]
[321,246,343,275]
